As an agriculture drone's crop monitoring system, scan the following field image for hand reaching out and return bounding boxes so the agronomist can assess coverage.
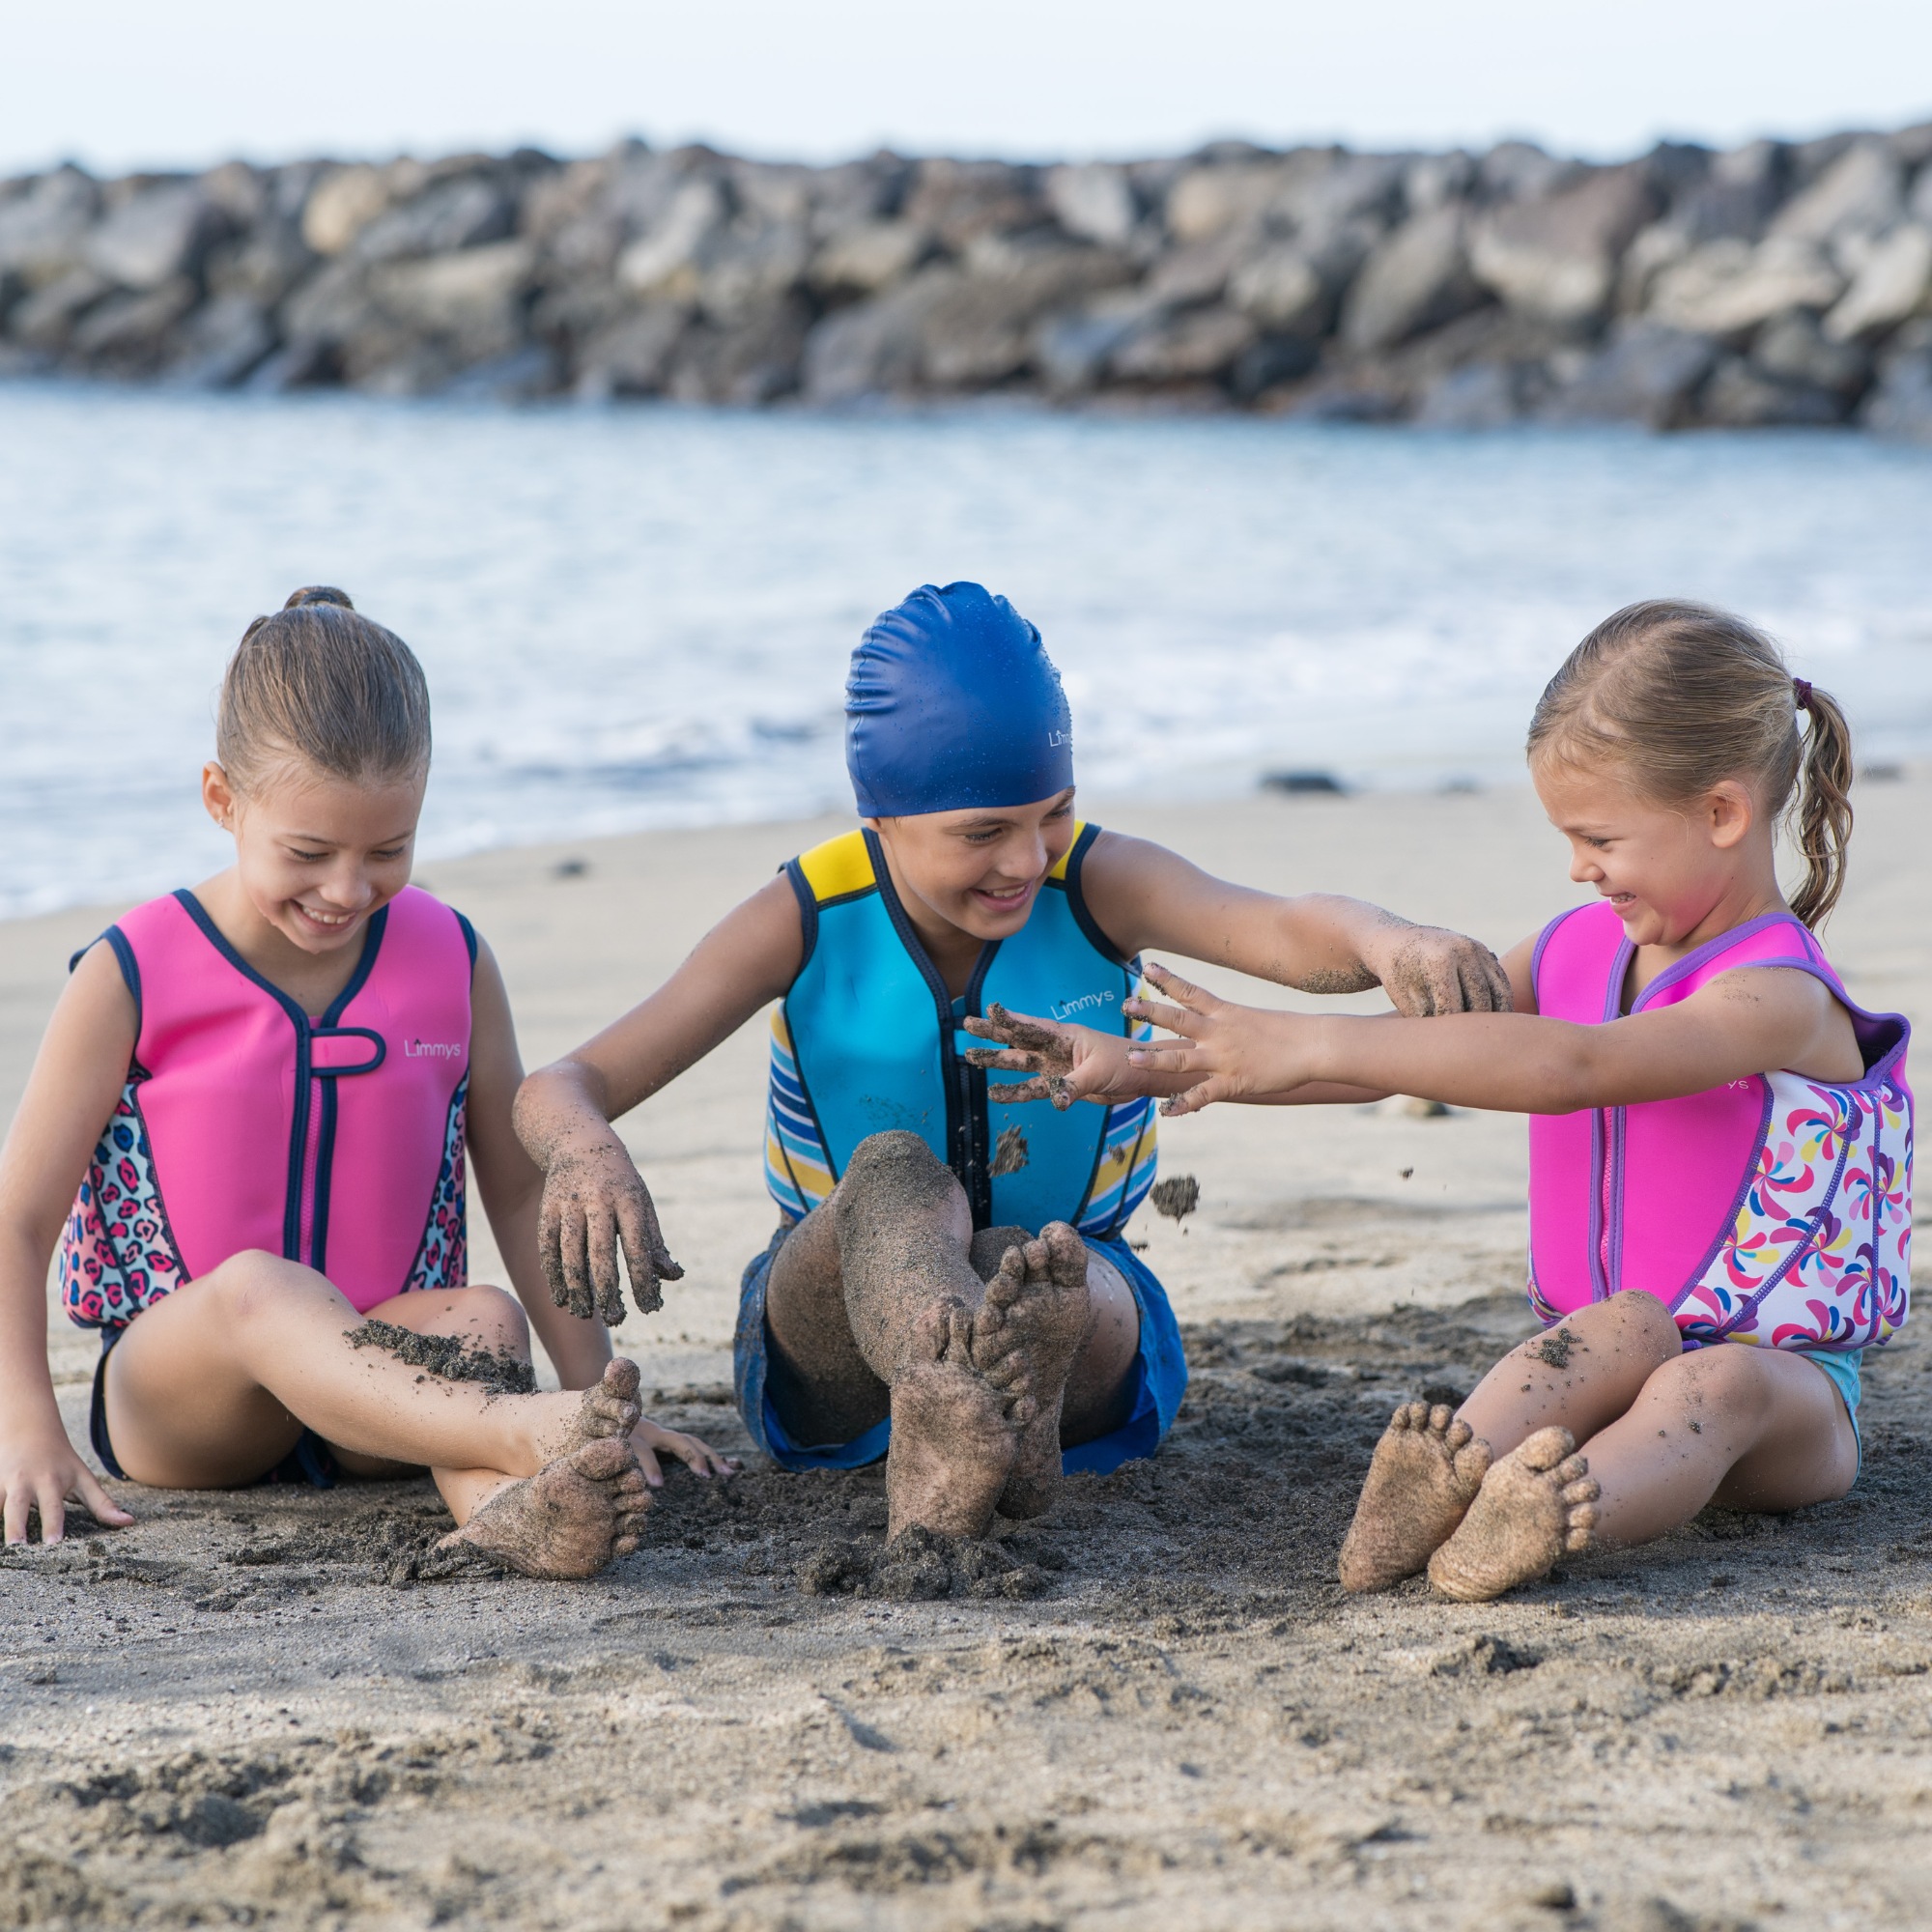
[961,1003,1186,1110]
[632,1417,741,1488]
[537,1129,685,1324]
[1122,962,1321,1117]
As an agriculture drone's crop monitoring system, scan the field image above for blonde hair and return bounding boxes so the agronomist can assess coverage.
[1526,599,1855,928]
[217,587,432,795]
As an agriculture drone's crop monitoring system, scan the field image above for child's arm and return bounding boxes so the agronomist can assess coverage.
[1079,831,1514,1015]
[0,946,141,1543]
[465,936,613,1388]
[1127,952,1850,1118]
[513,877,805,1324]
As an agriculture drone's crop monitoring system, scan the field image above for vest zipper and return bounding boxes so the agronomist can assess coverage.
[298,1071,323,1266]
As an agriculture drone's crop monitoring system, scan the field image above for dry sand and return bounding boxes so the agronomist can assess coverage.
[3,777,1930,1932]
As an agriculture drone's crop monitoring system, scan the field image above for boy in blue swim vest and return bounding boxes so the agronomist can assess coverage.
[516,583,1509,1539]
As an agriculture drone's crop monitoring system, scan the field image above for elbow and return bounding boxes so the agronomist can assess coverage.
[1538,1033,1605,1115]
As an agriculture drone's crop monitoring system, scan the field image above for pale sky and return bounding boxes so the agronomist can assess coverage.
[4,0,1930,177]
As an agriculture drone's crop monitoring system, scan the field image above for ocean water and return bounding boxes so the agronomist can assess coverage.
[2,382,1930,919]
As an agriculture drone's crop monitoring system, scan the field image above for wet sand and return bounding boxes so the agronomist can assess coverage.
[3,776,1929,1930]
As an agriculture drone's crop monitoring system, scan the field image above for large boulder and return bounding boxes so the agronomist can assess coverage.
[1340,206,1486,353]
[1164,159,1294,242]
[1646,237,1844,338]
[6,267,113,349]
[1469,162,1658,327]
[301,163,415,255]
[1033,290,1162,393]
[919,243,1132,387]
[1046,163,1137,246]
[1547,319,1718,426]
[1109,305,1257,383]
[1227,243,1328,333]
[352,175,513,261]
[900,159,1042,251]
[167,292,277,387]
[615,177,727,297]
[1698,356,1846,426]
[696,217,810,327]
[1769,138,1905,246]
[0,168,99,285]
[86,183,226,291]
[665,291,812,404]
[366,240,534,361]
[1477,142,1581,204]
[572,299,694,397]
[802,267,958,400]
[809,218,930,295]
[1822,223,1932,340]
[68,277,199,369]
[1751,311,1870,395]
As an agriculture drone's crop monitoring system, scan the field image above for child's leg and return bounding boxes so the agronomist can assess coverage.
[1339,1290,1678,1592]
[1429,1343,1856,1601]
[102,1251,650,1576]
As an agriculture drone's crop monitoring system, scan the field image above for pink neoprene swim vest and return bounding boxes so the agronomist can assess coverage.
[60,885,473,1328]
[1527,901,1913,1353]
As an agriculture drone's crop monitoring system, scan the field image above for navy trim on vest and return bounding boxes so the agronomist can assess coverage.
[454,910,478,970]
[1056,823,1127,966]
[71,929,145,1037]
[784,859,821,972]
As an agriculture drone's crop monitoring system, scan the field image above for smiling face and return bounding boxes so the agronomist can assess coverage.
[203,758,425,959]
[1531,750,1769,952]
[867,788,1079,950]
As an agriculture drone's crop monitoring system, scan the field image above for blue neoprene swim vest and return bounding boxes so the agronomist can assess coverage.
[764,822,1158,1236]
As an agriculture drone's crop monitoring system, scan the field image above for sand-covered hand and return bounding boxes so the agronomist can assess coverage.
[537,1132,684,1323]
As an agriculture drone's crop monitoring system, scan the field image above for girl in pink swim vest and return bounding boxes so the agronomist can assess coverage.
[0,588,730,1576]
[968,600,1911,1603]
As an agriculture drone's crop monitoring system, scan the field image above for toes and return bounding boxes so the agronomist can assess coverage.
[1427,1404,1454,1432]
[1554,1452,1590,1485]
[1391,1403,1424,1432]
[603,1358,641,1403]
[571,1436,638,1481]
[1515,1426,1577,1472]
[612,1534,639,1557]
[1445,1417,1474,1451]
[985,1250,1027,1308]
[1562,1476,1601,1505]
[1040,1221,1087,1284]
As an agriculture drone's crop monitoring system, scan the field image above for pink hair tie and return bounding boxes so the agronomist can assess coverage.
[1793,678,1813,711]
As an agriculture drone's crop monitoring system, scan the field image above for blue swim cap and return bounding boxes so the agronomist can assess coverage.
[846,582,1074,817]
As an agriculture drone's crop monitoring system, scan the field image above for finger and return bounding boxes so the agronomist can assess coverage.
[583,1206,629,1326]
[636,1441,665,1488]
[629,1187,685,1298]
[37,1483,65,1546]
[986,1076,1062,1105]
[1159,1075,1236,1117]
[613,1197,663,1321]
[73,1470,133,1528]
[556,1204,595,1320]
[1139,963,1219,1013]
[672,1435,723,1477]
[4,1481,25,1547]
[537,1199,572,1310]
[960,1047,1043,1072]
[1122,997,1198,1038]
[1125,1044,1207,1071]
[979,1005,1073,1060]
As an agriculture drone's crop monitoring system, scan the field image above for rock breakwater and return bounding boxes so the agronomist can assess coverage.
[5,127,1932,431]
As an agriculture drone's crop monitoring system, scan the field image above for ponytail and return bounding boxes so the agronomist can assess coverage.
[1788,681,1854,930]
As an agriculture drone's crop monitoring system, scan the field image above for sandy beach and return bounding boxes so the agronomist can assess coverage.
[3,774,1929,1931]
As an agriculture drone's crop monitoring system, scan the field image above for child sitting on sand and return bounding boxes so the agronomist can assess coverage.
[968,601,1912,1601]
[514,582,1510,1546]
[0,588,731,1575]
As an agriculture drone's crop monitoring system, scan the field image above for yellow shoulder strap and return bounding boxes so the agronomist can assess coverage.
[1047,819,1089,882]
[796,829,877,903]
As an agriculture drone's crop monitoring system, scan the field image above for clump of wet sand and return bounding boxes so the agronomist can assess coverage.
[345,1319,537,1396]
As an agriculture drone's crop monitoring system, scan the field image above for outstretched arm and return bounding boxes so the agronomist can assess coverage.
[513,876,804,1323]
[0,945,141,1542]
[1078,831,1512,1014]
[1127,956,1855,1118]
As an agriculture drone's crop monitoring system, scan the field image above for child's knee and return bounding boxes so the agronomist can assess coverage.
[1653,1344,1773,1427]
[837,1131,966,1223]
[434,1284,530,1350]
[1601,1289,1683,1363]
[199,1248,316,1325]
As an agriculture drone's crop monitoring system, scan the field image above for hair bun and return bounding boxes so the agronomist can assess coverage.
[284,585,355,611]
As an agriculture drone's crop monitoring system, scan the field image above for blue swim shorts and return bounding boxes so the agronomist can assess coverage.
[732,1224,1188,1475]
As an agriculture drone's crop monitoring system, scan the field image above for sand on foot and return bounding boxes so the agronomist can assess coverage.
[1426,1425,1600,1603]
[1338,1401,1492,1592]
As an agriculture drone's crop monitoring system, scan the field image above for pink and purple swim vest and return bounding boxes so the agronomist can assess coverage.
[60,885,473,1329]
[1527,901,1913,1353]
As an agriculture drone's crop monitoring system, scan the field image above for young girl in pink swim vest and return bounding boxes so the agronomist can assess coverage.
[0,588,730,1575]
[969,600,1911,1603]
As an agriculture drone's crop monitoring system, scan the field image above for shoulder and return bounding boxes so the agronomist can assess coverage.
[791,829,878,907]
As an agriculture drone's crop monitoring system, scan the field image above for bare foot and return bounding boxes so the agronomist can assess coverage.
[886,1299,1032,1540]
[530,1357,643,1463]
[1337,1403,1492,1592]
[440,1436,652,1579]
[1426,1426,1600,1603]
[969,1223,1091,1520]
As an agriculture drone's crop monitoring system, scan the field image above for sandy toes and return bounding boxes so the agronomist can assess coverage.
[1427,1426,1601,1603]
[439,1360,651,1580]
[1338,1402,1492,1592]
[969,1223,1091,1521]
[886,1299,1034,1541]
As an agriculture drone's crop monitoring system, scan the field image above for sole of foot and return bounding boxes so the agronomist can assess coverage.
[1338,1402,1492,1593]
[440,1435,651,1580]
[1426,1426,1600,1604]
[885,1298,1033,1542]
[972,1223,1091,1521]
